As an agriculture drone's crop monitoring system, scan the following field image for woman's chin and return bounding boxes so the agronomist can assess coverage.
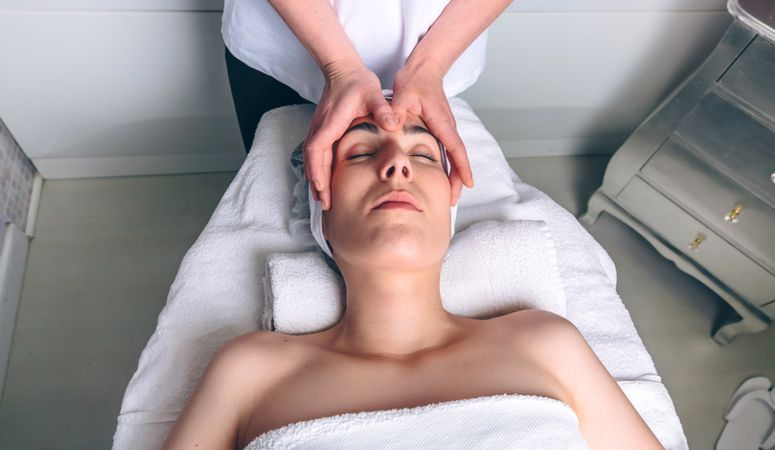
[355,237,445,269]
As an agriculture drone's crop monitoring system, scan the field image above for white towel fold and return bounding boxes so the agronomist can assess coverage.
[263,220,566,335]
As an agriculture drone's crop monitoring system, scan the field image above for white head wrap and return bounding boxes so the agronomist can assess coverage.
[310,90,457,259]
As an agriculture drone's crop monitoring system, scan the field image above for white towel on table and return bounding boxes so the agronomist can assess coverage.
[263,219,566,335]
[112,98,688,450]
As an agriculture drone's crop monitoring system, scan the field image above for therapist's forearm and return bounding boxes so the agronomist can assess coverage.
[406,0,512,74]
[266,0,365,78]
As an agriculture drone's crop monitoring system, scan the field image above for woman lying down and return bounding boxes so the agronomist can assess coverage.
[162,110,664,450]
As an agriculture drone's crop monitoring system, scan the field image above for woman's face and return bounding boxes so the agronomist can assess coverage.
[322,113,452,271]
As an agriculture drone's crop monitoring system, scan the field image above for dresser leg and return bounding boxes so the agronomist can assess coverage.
[579,191,606,226]
[711,308,770,345]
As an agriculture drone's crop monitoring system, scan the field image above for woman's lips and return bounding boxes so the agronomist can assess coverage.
[375,201,419,211]
[372,190,422,211]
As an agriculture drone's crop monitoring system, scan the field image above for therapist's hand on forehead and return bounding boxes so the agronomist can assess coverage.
[268,0,512,211]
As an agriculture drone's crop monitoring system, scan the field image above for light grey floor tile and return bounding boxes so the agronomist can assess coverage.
[509,154,611,217]
[0,355,137,450]
[35,173,235,221]
[8,281,169,366]
[0,172,235,450]
[23,214,209,288]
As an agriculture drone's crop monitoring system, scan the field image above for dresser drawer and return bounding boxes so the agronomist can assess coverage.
[719,36,775,123]
[618,177,775,304]
[674,93,775,208]
[642,137,775,272]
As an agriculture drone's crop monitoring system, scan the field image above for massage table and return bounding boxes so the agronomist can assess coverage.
[111,98,688,449]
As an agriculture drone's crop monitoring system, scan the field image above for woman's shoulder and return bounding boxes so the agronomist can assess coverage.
[497,309,593,378]
[499,309,582,342]
[197,330,312,404]
[214,330,309,373]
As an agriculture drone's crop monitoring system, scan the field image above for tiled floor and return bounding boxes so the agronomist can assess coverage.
[0,173,234,450]
[0,156,773,450]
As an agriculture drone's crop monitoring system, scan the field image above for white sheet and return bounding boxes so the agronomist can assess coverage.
[112,98,688,450]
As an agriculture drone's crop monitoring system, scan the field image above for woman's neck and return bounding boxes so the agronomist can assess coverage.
[322,265,462,358]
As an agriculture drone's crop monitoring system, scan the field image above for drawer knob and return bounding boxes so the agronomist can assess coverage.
[687,233,706,251]
[723,204,744,224]
[771,172,775,184]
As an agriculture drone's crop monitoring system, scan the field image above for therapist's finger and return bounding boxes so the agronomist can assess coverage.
[448,164,463,206]
[366,93,399,131]
[305,106,354,209]
[303,121,321,184]
[318,143,334,210]
[303,122,325,197]
[305,141,333,210]
[422,105,474,188]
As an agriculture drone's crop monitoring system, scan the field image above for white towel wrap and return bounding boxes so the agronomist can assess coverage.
[244,393,589,450]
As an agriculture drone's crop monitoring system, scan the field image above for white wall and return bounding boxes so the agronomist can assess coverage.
[0,7,245,178]
[463,4,733,156]
[0,0,734,178]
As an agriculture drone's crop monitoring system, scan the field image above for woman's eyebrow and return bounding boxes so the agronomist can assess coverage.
[404,125,435,139]
[341,121,437,140]
[341,121,379,137]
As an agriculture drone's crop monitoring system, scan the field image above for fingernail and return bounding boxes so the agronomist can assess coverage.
[384,115,397,127]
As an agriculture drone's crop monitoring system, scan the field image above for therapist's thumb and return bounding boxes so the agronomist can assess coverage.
[389,94,419,133]
[367,94,399,131]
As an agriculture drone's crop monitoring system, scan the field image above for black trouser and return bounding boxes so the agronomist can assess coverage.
[224,46,312,153]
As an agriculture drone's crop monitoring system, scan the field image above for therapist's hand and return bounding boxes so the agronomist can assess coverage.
[305,60,399,210]
[391,58,474,207]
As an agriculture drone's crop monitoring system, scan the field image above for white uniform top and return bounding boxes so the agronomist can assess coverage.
[221,0,488,104]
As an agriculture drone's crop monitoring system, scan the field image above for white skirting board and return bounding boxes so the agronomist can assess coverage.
[0,223,29,402]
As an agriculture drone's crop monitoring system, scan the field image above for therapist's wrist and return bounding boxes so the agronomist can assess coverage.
[399,56,448,83]
[321,57,369,82]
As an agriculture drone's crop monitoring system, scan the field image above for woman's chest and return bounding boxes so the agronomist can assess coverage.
[238,340,567,448]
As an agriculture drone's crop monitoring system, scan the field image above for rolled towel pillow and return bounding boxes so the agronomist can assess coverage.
[262,252,345,334]
[262,219,566,334]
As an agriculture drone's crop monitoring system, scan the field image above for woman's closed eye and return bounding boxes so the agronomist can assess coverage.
[347,152,437,163]
[413,153,437,162]
[347,152,376,160]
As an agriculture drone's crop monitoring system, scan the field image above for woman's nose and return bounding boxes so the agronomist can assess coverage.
[379,144,412,181]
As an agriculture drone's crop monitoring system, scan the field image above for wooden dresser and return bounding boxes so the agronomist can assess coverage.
[581,18,775,345]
